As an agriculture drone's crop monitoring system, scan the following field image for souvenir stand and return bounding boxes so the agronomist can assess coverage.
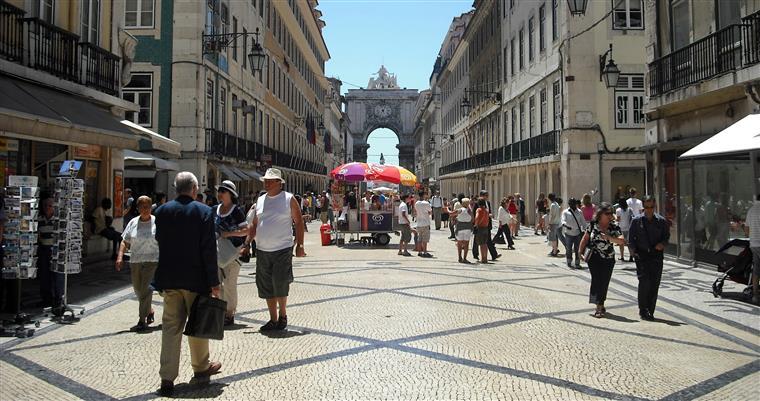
[46,161,86,322]
[1,175,41,337]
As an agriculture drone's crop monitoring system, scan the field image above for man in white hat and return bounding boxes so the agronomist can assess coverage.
[242,168,306,331]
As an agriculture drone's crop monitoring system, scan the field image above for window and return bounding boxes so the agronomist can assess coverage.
[243,28,247,69]
[519,101,525,141]
[232,17,238,61]
[553,80,561,130]
[80,0,100,44]
[232,94,238,135]
[552,0,558,41]
[123,73,152,127]
[219,87,227,132]
[613,0,643,30]
[33,0,55,24]
[670,0,690,50]
[503,45,508,81]
[540,88,547,133]
[529,96,536,137]
[242,101,248,139]
[205,80,214,128]
[519,28,524,69]
[615,75,645,128]
[125,0,154,28]
[539,5,546,52]
[528,17,535,62]
[717,0,741,29]
[510,37,516,75]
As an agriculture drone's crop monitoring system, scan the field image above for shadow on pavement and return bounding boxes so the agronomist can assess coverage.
[652,317,687,327]
[170,382,226,399]
[603,312,637,323]
[246,329,310,339]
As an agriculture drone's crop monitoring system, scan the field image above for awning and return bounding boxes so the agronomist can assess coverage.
[120,120,181,156]
[680,114,760,159]
[124,149,179,171]
[0,74,139,150]
[212,163,244,181]
[245,169,263,180]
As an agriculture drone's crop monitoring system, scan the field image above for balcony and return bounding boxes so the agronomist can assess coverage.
[439,130,559,176]
[649,11,760,97]
[204,129,327,176]
[0,1,121,96]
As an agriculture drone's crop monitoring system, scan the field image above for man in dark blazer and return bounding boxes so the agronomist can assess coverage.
[629,195,670,321]
[154,172,221,397]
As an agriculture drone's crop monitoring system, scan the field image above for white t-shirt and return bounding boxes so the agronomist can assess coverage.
[616,207,633,231]
[398,202,410,225]
[430,196,443,208]
[254,192,295,252]
[497,206,511,225]
[415,200,432,227]
[456,207,472,223]
[627,197,643,216]
[121,215,158,263]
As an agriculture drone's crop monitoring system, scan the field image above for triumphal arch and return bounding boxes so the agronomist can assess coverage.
[344,66,419,169]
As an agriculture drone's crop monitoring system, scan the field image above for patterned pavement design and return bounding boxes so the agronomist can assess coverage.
[0,223,758,400]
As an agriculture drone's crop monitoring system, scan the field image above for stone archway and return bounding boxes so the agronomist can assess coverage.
[344,66,419,169]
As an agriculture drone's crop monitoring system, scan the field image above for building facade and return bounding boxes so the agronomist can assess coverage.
[118,0,331,200]
[0,0,178,250]
[644,0,760,264]
[438,0,648,225]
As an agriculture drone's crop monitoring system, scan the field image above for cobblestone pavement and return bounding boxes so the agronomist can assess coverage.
[1,222,758,400]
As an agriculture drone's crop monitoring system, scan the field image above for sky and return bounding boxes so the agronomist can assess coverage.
[319,0,473,166]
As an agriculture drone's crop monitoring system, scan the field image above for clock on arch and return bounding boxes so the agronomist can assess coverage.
[374,104,392,118]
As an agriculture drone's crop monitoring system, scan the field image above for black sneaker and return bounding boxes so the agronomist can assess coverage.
[276,315,288,330]
[224,315,235,326]
[130,321,147,332]
[260,320,279,331]
[159,380,174,397]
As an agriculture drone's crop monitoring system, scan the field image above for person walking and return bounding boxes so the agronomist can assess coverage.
[447,194,460,239]
[546,193,562,257]
[495,198,515,250]
[579,203,625,318]
[451,198,473,263]
[627,188,644,217]
[615,198,634,262]
[561,198,587,269]
[415,192,433,257]
[242,168,306,331]
[431,191,444,230]
[472,190,501,262]
[397,194,412,256]
[535,193,547,235]
[116,195,158,332]
[581,193,596,223]
[319,191,330,224]
[744,194,760,304]
[516,193,525,234]
[214,181,248,326]
[154,172,221,397]
[442,197,450,229]
[507,196,519,238]
[629,196,670,321]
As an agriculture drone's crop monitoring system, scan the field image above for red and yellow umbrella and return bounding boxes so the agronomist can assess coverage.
[329,162,417,185]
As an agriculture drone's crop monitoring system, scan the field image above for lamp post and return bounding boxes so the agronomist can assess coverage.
[599,43,621,88]
[567,0,589,16]
[203,27,267,76]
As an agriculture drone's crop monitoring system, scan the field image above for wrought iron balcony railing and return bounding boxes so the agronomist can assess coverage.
[649,10,760,96]
[439,130,559,176]
[0,1,121,96]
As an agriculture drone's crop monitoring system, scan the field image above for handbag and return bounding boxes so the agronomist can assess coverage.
[183,294,227,340]
[217,237,242,268]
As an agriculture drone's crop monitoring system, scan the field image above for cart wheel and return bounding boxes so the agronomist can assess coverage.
[375,233,391,246]
[712,278,724,297]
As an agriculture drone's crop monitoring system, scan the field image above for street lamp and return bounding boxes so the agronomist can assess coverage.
[460,96,472,111]
[460,88,502,109]
[204,27,267,76]
[599,43,620,88]
[567,0,589,16]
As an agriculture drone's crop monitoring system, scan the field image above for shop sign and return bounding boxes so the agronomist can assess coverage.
[0,138,19,152]
[113,170,124,217]
[73,144,102,159]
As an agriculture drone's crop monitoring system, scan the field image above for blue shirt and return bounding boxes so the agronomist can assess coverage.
[629,213,670,257]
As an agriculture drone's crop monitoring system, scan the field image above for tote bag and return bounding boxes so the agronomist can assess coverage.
[217,237,242,268]
[183,294,227,340]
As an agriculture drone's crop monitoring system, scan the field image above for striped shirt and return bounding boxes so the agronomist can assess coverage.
[38,215,56,247]
[746,201,760,248]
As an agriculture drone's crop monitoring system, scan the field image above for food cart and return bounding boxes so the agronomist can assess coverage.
[330,163,416,246]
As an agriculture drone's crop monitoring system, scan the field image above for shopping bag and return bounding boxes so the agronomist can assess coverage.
[217,237,242,268]
[183,294,227,340]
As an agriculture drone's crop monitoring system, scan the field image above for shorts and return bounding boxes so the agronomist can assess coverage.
[455,229,472,242]
[547,224,559,241]
[400,224,412,243]
[417,226,431,242]
[475,227,490,245]
[256,247,294,299]
[752,247,760,276]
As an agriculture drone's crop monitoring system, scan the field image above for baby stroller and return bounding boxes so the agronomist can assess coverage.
[712,238,753,297]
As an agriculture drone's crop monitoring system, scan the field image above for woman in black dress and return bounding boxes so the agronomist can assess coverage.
[579,203,625,318]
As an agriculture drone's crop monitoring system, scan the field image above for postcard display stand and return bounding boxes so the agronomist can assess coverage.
[1,176,41,338]
[46,172,86,322]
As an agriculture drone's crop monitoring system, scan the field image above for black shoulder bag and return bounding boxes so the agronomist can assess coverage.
[184,294,227,340]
